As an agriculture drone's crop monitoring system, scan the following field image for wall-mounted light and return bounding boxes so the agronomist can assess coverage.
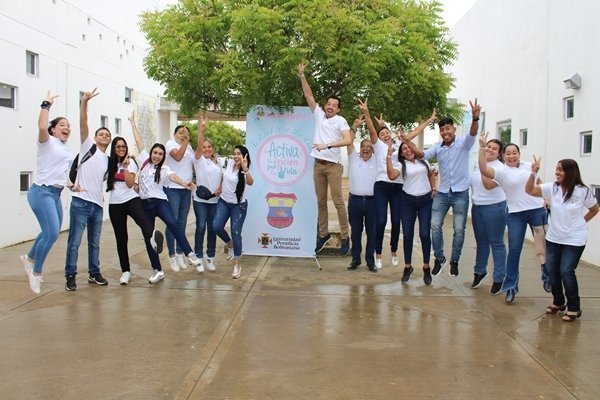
[563,73,581,89]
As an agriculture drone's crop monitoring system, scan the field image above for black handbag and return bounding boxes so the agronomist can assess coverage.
[195,185,215,200]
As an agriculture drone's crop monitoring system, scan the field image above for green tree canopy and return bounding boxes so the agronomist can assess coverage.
[141,0,458,125]
[186,120,245,155]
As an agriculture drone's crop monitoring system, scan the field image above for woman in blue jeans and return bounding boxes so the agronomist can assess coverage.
[213,145,254,279]
[470,138,507,294]
[526,157,598,322]
[478,134,548,304]
[21,92,73,294]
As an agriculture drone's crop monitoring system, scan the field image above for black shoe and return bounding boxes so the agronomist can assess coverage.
[423,267,432,285]
[401,266,413,283]
[367,264,377,273]
[347,261,360,271]
[315,234,332,253]
[150,229,164,254]
[65,275,77,291]
[471,272,487,288]
[490,282,502,295]
[505,289,516,304]
[88,273,108,286]
[432,257,446,276]
[340,239,350,256]
[449,260,459,276]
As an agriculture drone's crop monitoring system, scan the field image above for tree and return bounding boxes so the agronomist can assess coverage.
[186,120,245,156]
[141,0,458,126]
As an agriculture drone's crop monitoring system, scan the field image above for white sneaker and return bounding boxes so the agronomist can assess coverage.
[376,259,383,269]
[119,271,131,285]
[149,269,165,284]
[20,254,34,272]
[168,256,180,272]
[196,260,205,273]
[187,252,202,267]
[206,257,216,271]
[25,269,42,295]
[176,253,187,269]
[391,256,399,266]
[232,265,242,279]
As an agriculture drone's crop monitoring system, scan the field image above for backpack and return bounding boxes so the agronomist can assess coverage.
[69,144,97,184]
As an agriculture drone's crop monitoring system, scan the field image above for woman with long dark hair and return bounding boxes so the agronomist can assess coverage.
[213,145,254,279]
[526,158,598,321]
[21,92,73,294]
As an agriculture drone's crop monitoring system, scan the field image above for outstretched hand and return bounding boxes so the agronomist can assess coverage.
[470,98,481,119]
[531,155,541,174]
[374,113,386,128]
[82,88,100,102]
[352,114,365,130]
[297,62,307,76]
[357,98,368,113]
[128,110,135,124]
[44,91,59,105]
[478,132,489,148]
[199,116,208,131]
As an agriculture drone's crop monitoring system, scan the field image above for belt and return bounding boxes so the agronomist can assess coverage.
[315,158,337,165]
[350,194,374,199]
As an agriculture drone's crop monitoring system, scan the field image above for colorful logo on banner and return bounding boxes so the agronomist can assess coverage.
[265,192,297,228]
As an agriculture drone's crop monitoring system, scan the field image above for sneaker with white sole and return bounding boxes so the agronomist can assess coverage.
[150,230,164,254]
[148,269,165,284]
[168,256,180,272]
[119,271,131,285]
[206,257,216,271]
[232,265,242,279]
[391,255,399,266]
[187,252,202,267]
[176,253,187,269]
[20,254,34,272]
[375,259,383,269]
[196,259,205,273]
[24,267,42,295]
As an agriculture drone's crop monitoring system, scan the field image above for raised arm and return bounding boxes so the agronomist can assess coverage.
[347,115,364,155]
[478,132,496,179]
[399,133,425,159]
[525,155,543,197]
[386,145,401,181]
[170,127,189,161]
[80,88,99,144]
[358,98,378,145]
[195,116,208,159]
[469,98,481,136]
[38,92,59,143]
[128,111,145,153]
[297,62,317,111]
[403,109,437,142]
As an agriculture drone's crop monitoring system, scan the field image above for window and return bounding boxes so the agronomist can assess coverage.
[520,129,528,147]
[100,115,108,128]
[564,97,574,119]
[592,185,600,205]
[497,120,512,145]
[0,84,17,108]
[115,118,121,135]
[125,87,133,103]
[20,172,32,192]
[580,131,592,155]
[26,51,39,76]
[479,111,486,133]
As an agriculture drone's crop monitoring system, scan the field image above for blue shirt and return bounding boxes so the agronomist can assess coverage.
[423,134,476,193]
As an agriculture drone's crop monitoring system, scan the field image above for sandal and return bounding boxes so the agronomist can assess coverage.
[562,310,582,322]
[545,304,566,314]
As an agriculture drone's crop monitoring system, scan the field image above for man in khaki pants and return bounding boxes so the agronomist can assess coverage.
[298,62,352,255]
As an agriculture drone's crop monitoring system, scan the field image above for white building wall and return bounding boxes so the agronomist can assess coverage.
[449,0,600,265]
[0,0,171,247]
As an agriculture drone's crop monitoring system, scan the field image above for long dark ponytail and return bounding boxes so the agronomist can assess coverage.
[234,145,251,204]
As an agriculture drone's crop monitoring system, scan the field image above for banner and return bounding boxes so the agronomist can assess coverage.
[243,106,317,258]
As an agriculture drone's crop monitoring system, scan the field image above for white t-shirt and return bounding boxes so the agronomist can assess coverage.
[165,139,195,189]
[109,160,139,205]
[373,140,402,183]
[471,159,507,205]
[493,161,544,213]
[309,106,350,163]
[72,137,108,207]
[348,151,377,196]
[193,155,223,204]
[399,159,432,197]
[34,135,73,187]
[220,162,247,204]
[138,150,176,200]
[541,182,596,246]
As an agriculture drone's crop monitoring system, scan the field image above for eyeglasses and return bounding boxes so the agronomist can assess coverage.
[115,145,128,149]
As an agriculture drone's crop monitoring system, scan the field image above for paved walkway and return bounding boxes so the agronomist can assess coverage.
[0,209,599,399]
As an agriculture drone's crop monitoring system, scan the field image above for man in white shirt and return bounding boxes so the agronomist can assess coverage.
[298,62,352,255]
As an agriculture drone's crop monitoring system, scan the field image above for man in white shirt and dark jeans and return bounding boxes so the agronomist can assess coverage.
[64,88,110,291]
[298,62,353,255]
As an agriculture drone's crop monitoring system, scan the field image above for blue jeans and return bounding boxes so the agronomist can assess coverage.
[164,187,191,256]
[348,195,375,266]
[193,201,217,258]
[142,198,193,256]
[546,240,585,312]
[213,199,248,259]
[373,181,402,254]
[65,197,103,277]
[27,184,64,274]
[431,189,469,262]
[472,201,507,283]
[502,206,547,292]
[400,191,433,265]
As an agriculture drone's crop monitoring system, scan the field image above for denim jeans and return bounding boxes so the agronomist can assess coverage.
[27,184,64,274]
[142,198,193,257]
[431,189,469,262]
[472,201,507,283]
[400,191,433,265]
[502,206,547,292]
[373,181,402,254]
[348,195,375,266]
[193,201,217,258]
[546,240,585,312]
[65,197,104,277]
[164,187,191,255]
[213,199,248,259]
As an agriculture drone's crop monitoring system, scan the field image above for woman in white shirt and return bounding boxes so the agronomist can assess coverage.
[526,158,599,322]
[164,125,195,271]
[21,92,73,294]
[192,117,223,273]
[213,145,254,279]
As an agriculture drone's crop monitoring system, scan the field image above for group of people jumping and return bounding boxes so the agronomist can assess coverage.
[21,88,252,295]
